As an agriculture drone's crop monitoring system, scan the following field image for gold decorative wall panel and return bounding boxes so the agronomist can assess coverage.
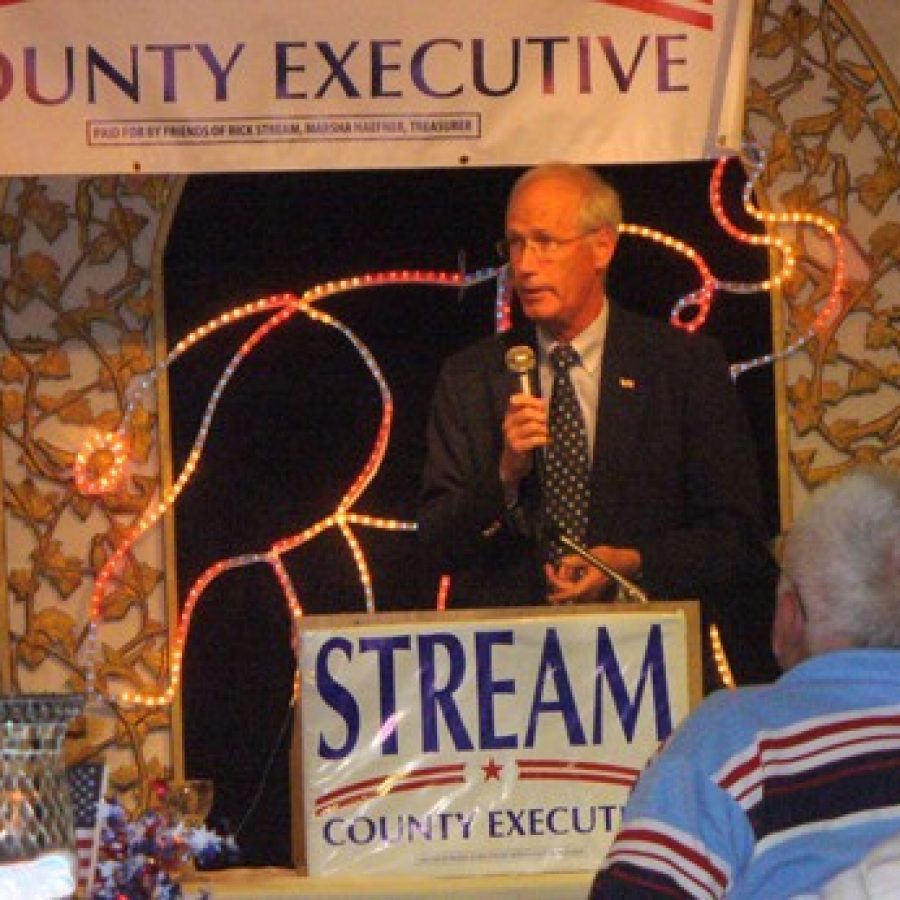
[0,175,179,810]
[1,0,897,812]
[746,0,899,514]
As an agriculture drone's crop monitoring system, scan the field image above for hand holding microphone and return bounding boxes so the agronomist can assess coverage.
[501,345,548,486]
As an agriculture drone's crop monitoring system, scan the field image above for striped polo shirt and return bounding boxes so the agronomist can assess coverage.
[592,650,900,898]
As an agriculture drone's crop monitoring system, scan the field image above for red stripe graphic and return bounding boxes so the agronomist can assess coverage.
[519,770,636,786]
[314,764,466,816]
[594,0,714,31]
[519,758,640,777]
[0,1,28,6]
[517,758,640,787]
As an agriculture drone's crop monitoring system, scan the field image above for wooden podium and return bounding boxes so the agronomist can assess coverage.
[186,865,596,898]
[186,602,700,899]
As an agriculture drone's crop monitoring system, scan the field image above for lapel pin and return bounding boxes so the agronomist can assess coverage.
[619,377,636,389]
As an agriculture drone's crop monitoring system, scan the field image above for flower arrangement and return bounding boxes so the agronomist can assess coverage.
[91,783,240,899]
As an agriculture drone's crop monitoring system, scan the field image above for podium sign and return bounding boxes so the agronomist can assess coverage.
[294,602,700,877]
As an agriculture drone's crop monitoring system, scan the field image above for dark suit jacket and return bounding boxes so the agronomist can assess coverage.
[418,304,778,683]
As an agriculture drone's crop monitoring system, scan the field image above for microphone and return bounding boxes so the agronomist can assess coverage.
[503,344,546,545]
[504,344,543,479]
[505,344,537,396]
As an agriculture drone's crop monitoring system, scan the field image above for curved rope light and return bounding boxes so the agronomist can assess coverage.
[76,268,496,705]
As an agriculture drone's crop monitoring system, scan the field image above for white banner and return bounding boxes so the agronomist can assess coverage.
[298,606,697,877]
[0,0,751,175]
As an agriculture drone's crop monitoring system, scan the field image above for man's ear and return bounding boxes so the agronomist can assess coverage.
[589,225,618,270]
[771,589,807,671]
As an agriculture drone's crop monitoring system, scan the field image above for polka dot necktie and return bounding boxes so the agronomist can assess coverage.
[544,343,590,562]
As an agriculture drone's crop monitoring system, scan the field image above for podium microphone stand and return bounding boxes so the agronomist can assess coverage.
[558,534,650,605]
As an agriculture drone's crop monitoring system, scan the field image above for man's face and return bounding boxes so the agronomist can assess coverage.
[505,174,616,341]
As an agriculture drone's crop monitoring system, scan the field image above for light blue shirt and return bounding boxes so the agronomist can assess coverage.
[595,650,900,899]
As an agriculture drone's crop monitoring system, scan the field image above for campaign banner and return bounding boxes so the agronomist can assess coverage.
[297,604,700,877]
[0,0,751,175]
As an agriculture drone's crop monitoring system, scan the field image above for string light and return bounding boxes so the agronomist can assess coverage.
[74,431,129,495]
[81,268,494,707]
[494,264,513,332]
[616,223,716,332]
[707,154,797,293]
[610,146,847,376]
[717,147,847,379]
[709,624,736,690]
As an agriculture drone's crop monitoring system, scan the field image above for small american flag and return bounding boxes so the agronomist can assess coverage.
[66,761,107,898]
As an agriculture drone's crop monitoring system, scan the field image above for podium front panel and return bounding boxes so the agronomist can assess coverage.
[293,602,701,878]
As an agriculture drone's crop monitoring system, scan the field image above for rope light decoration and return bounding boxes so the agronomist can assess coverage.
[76,269,496,706]
[716,147,847,380]
[614,146,847,381]
[708,623,737,691]
[75,149,848,705]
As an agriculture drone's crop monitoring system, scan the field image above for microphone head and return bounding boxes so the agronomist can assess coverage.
[505,344,536,375]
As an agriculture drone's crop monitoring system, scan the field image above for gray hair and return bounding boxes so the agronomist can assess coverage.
[508,162,623,231]
[779,465,900,650]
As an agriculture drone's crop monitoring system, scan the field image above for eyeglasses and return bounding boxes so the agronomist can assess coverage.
[496,230,598,263]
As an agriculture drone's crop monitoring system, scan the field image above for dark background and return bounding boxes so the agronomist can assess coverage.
[163,161,777,865]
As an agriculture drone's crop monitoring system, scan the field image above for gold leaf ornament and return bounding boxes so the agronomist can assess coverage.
[6,477,60,525]
[34,539,83,598]
[1,388,25,425]
[829,417,863,447]
[7,568,39,602]
[868,222,900,264]
[0,213,22,243]
[24,185,69,243]
[0,354,28,383]
[19,251,62,295]
[18,607,78,669]
[847,366,883,395]
[34,347,72,379]
[30,437,76,476]
[101,559,162,621]
[857,159,900,216]
[866,314,899,351]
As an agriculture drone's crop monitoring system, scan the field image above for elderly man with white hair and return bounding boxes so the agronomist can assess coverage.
[590,465,900,899]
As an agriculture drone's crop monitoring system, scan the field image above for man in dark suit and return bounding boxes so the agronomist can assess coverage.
[417,163,778,686]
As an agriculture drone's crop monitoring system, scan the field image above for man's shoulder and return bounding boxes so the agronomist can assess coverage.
[439,328,528,377]
[688,683,772,725]
[666,667,900,767]
[607,306,738,397]
[610,304,724,361]
[659,684,776,761]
